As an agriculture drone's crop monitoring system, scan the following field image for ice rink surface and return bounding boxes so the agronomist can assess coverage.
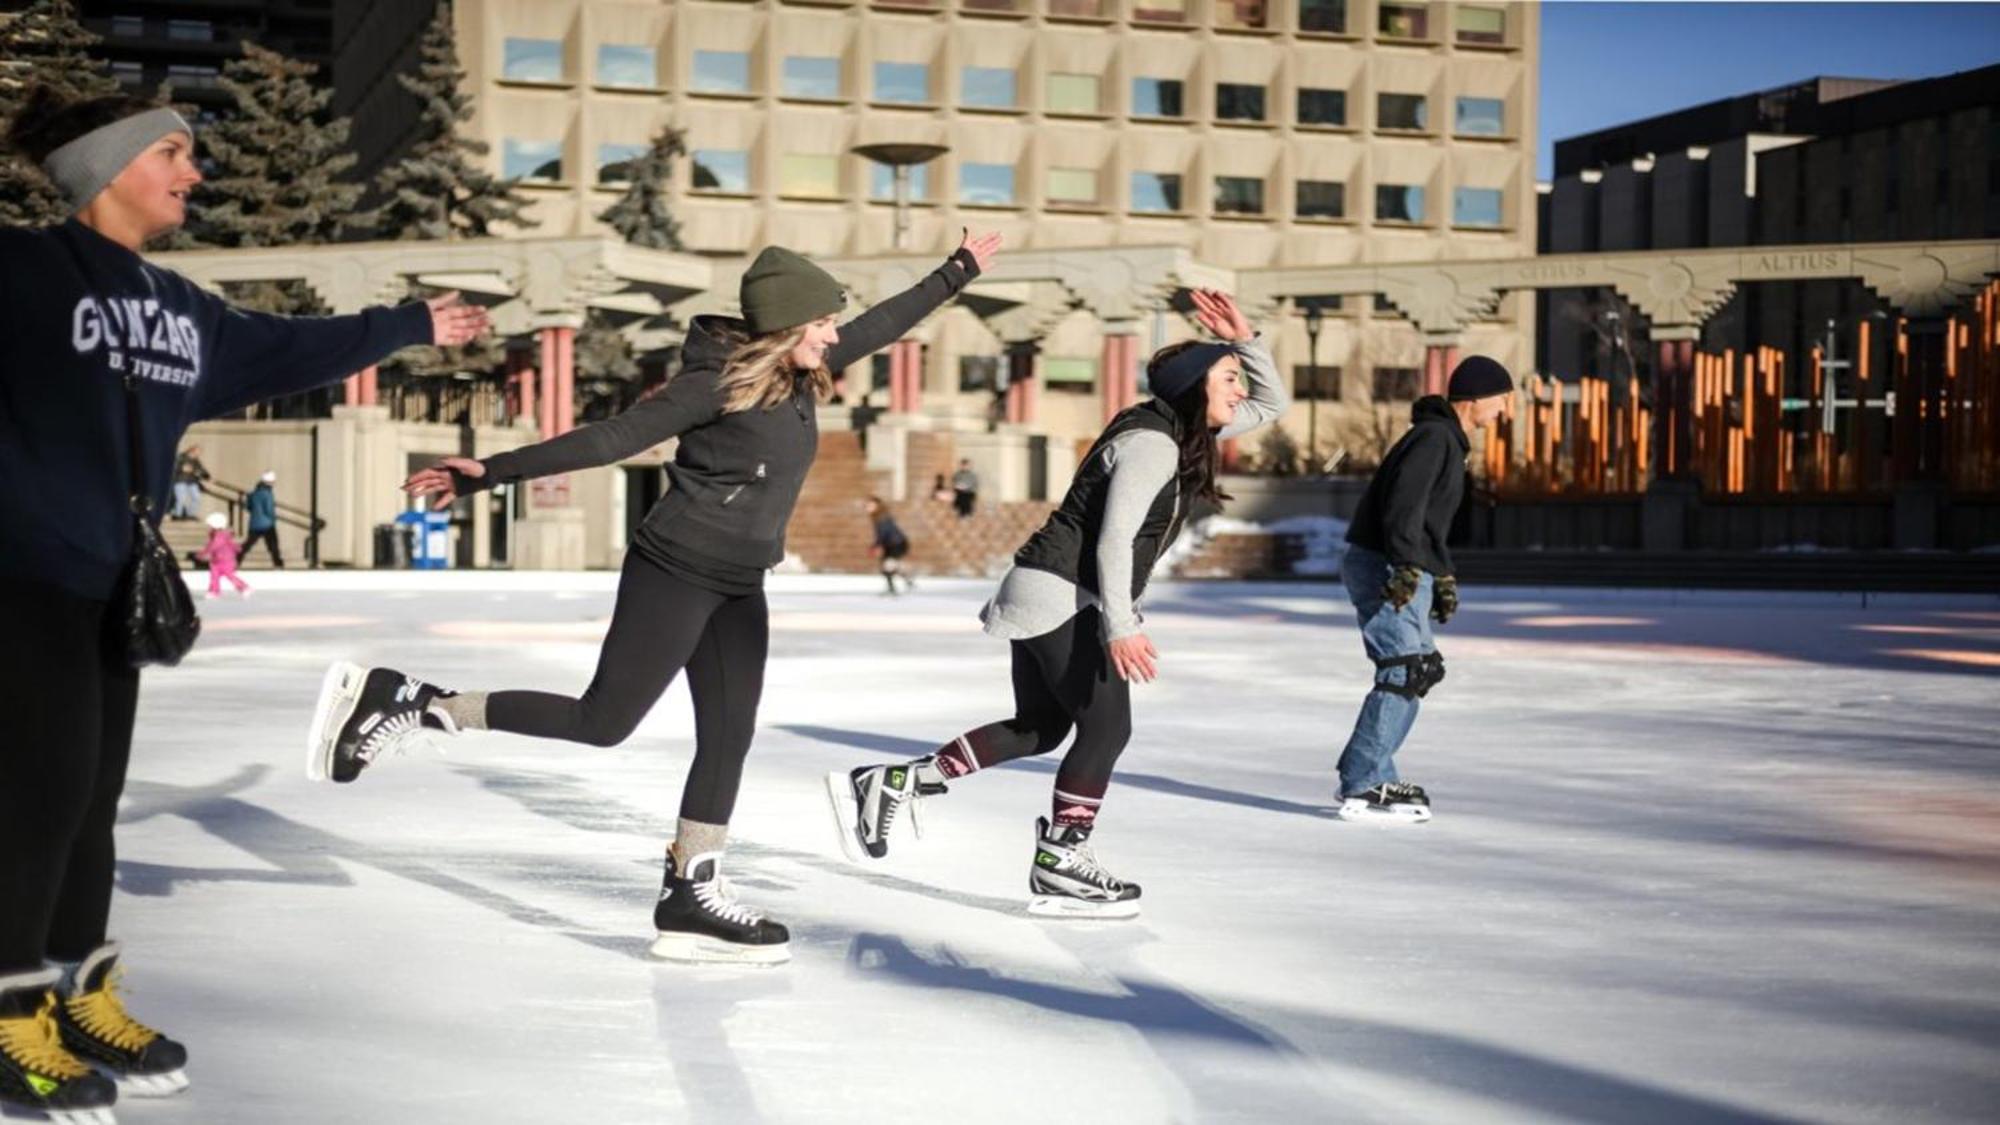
[99,573,1999,1124]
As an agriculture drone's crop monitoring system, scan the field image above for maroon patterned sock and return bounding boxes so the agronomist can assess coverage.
[1051,784,1103,830]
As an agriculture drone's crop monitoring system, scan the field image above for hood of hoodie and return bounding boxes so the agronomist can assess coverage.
[681,314,749,373]
[1410,394,1469,454]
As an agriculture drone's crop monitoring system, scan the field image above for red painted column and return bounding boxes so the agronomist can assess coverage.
[887,339,923,414]
[1422,343,1459,398]
[1100,331,1138,424]
[1653,333,1697,480]
[537,327,560,438]
[342,373,360,407]
[506,349,536,427]
[552,326,577,435]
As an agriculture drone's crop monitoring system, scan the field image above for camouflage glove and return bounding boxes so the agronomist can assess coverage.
[1383,564,1424,609]
[1431,575,1459,624]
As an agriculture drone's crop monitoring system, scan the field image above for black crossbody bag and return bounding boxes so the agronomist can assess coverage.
[119,369,202,666]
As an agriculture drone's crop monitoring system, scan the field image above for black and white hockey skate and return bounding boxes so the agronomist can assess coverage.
[305,662,458,783]
[54,944,188,1099]
[1027,818,1142,920]
[826,759,947,862]
[0,968,118,1125]
[1337,782,1432,824]
[650,851,791,966]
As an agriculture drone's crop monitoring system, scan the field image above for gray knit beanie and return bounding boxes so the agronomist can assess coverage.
[739,247,847,335]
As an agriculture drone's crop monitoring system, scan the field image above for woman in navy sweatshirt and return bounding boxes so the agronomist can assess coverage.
[0,86,488,1120]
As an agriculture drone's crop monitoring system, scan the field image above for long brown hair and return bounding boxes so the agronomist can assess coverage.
[1146,341,1231,506]
[704,322,835,414]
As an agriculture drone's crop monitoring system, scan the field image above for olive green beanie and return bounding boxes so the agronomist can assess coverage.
[739,246,847,335]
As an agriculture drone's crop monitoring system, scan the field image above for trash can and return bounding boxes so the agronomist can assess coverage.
[374,523,411,569]
[398,509,453,570]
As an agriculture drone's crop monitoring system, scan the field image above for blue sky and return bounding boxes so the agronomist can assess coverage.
[1539,2,2000,179]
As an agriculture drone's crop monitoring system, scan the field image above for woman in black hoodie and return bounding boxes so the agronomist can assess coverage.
[0,87,487,1120]
[309,232,1001,965]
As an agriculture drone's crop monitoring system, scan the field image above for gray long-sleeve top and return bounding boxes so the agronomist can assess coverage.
[981,333,1288,642]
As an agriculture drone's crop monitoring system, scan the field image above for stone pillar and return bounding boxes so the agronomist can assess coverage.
[1100,324,1139,424]
[343,365,379,407]
[506,349,536,428]
[1004,343,1038,425]
[1652,328,1698,480]
[536,326,576,437]
[1422,341,1460,398]
[888,339,923,414]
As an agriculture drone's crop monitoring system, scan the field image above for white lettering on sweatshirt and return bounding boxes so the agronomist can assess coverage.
[69,296,201,389]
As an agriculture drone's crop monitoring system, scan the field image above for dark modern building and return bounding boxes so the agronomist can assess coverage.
[71,0,337,115]
[1537,64,2000,382]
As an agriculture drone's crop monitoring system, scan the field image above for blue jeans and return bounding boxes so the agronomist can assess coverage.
[170,481,202,518]
[1335,545,1435,797]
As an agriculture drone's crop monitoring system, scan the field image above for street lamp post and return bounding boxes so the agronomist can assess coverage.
[1302,300,1325,473]
[852,143,950,251]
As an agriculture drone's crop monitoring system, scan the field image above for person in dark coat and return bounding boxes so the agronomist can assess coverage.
[241,469,282,566]
[867,496,913,595]
[1333,355,1512,824]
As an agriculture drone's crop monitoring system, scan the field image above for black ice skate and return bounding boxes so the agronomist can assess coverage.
[54,944,187,1099]
[1337,782,1432,824]
[0,968,118,1125]
[649,851,791,966]
[826,759,947,862]
[305,662,458,783]
[1027,818,1142,920]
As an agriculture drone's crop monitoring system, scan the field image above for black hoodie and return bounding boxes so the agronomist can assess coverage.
[1344,395,1469,577]
[468,248,980,575]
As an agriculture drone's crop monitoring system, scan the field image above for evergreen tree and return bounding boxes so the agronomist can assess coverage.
[0,0,119,227]
[180,42,370,250]
[596,126,686,251]
[371,2,535,240]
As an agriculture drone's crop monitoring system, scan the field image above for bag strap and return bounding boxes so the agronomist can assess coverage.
[122,372,150,517]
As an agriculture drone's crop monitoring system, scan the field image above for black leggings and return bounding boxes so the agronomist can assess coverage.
[960,608,1133,803]
[0,580,140,974]
[486,553,767,825]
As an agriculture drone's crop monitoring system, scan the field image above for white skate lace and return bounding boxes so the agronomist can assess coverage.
[1382,782,1423,800]
[1065,842,1124,891]
[693,876,764,927]
[354,710,434,765]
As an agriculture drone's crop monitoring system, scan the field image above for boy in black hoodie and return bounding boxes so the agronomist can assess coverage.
[1335,356,1511,823]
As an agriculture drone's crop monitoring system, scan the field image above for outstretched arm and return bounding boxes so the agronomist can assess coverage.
[1186,289,1291,441]
[198,292,489,419]
[822,230,1001,372]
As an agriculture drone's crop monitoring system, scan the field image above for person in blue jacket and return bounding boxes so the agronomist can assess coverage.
[241,469,282,567]
[0,85,489,1121]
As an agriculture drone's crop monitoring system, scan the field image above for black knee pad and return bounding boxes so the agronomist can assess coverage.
[1372,651,1445,699]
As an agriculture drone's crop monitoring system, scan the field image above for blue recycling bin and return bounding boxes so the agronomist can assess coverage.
[396,509,453,570]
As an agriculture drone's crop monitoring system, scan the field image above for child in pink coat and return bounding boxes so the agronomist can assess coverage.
[197,512,251,599]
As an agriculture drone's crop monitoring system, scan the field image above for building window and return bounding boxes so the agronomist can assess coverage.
[1042,357,1097,392]
[1132,0,1190,23]
[1298,88,1346,127]
[870,162,931,201]
[874,61,931,104]
[1297,180,1345,219]
[963,0,1022,11]
[1049,0,1108,15]
[1453,187,1504,227]
[1292,364,1343,401]
[1047,73,1101,115]
[960,163,1016,206]
[1373,367,1421,400]
[110,15,144,37]
[783,56,841,99]
[691,50,751,95]
[166,19,212,42]
[502,38,564,83]
[1376,183,1425,222]
[596,142,648,185]
[1378,2,1429,38]
[597,45,657,89]
[1215,0,1266,31]
[109,60,145,86]
[1457,5,1506,44]
[164,64,220,91]
[781,154,840,199]
[691,149,750,193]
[1215,176,1265,215]
[1455,96,1504,136]
[962,66,1016,109]
[1378,93,1429,131]
[960,355,1002,393]
[1047,167,1097,205]
[503,139,563,182]
[1299,0,1346,33]
[1216,83,1267,123]
[1132,77,1185,118]
[1131,172,1183,213]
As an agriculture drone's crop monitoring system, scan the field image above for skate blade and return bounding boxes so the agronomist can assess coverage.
[5,1109,118,1125]
[1336,801,1432,825]
[648,932,791,966]
[1026,895,1141,920]
[823,771,874,863]
[114,1068,189,1098]
[304,661,366,782]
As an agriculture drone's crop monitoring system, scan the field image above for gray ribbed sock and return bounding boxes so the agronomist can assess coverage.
[671,819,728,871]
[433,691,488,731]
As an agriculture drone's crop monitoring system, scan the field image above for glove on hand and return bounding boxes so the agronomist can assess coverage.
[1431,576,1459,624]
[1383,564,1423,609]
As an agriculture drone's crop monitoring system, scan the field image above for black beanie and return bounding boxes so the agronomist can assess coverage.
[1148,342,1234,404]
[739,246,847,335]
[1447,354,1512,401]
